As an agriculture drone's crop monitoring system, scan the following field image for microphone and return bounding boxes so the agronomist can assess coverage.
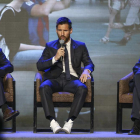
[59,39,64,61]
[59,39,64,46]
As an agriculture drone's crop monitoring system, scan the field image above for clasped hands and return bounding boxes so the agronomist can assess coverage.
[54,47,91,83]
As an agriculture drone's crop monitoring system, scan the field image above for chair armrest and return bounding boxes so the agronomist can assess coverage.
[34,71,43,83]
[118,72,134,95]
[34,71,44,101]
[81,67,94,102]
[85,72,94,102]
[85,77,92,96]
[35,71,43,90]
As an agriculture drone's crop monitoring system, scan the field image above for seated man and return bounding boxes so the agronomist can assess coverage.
[37,17,94,134]
[128,59,140,135]
[0,49,19,122]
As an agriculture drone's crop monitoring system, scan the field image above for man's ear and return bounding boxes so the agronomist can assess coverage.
[70,28,73,34]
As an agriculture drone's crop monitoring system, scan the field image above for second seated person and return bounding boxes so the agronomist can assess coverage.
[37,17,94,134]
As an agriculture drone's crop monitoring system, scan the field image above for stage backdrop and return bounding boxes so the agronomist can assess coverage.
[0,0,140,131]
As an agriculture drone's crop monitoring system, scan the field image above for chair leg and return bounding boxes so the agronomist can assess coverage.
[33,81,37,133]
[33,94,37,133]
[119,104,122,133]
[90,81,94,133]
[12,117,16,132]
[90,104,94,133]
[13,80,16,132]
[116,103,122,133]
[33,105,37,133]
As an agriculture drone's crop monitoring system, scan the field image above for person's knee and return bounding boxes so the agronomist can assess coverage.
[134,72,140,84]
[111,9,118,15]
[39,83,52,95]
[135,71,140,78]
[77,85,88,95]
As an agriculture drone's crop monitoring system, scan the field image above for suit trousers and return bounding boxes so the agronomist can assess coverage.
[39,73,88,120]
[0,77,6,106]
[131,73,140,121]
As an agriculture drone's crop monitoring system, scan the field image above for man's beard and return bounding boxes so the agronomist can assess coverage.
[58,35,70,44]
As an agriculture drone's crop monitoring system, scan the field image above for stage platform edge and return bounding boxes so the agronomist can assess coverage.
[1,131,140,140]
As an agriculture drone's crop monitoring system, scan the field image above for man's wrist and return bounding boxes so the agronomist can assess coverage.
[84,69,91,74]
[54,56,58,61]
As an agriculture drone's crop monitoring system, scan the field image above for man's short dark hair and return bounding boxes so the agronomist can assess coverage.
[56,17,72,29]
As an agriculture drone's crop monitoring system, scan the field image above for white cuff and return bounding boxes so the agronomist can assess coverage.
[52,56,58,64]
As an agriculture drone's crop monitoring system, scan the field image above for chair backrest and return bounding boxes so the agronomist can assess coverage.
[118,72,134,103]
[119,72,134,96]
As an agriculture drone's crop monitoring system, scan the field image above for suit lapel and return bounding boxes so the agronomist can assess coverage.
[71,39,76,66]
[53,39,61,49]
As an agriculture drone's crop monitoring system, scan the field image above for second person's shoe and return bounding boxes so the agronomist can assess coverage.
[3,107,19,122]
[128,119,140,135]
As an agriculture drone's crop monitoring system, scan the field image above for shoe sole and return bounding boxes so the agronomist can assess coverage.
[61,128,70,134]
[4,111,20,122]
[54,128,62,134]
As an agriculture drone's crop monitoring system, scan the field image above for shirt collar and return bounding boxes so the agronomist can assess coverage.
[66,38,71,46]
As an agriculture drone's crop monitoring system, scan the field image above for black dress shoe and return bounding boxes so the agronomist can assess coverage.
[128,121,140,135]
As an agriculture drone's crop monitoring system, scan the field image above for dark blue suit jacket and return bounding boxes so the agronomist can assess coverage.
[129,59,140,92]
[133,59,140,75]
[0,48,13,77]
[37,39,94,81]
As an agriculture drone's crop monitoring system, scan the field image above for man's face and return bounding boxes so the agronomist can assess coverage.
[56,24,72,44]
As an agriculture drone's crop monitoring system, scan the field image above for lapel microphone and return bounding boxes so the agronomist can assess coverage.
[59,39,64,61]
